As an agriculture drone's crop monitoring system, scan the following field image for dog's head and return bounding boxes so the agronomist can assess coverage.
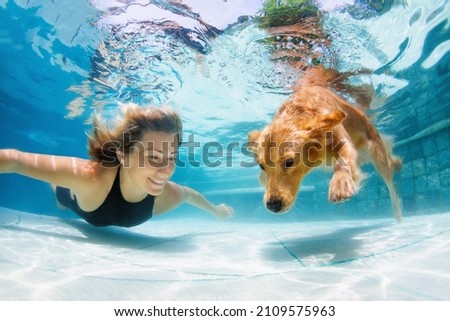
[248,110,345,214]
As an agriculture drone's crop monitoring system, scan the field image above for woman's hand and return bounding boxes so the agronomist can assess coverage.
[165,184,235,219]
[213,203,234,219]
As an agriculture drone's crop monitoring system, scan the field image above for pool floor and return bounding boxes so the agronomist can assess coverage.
[1,207,449,300]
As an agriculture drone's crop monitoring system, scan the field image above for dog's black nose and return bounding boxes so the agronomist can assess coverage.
[266,198,283,213]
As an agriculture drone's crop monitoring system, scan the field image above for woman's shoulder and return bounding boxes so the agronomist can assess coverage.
[152,182,185,214]
[72,161,118,189]
[70,164,118,201]
[89,163,119,184]
[154,182,181,201]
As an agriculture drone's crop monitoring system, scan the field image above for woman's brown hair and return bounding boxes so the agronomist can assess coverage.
[88,103,182,166]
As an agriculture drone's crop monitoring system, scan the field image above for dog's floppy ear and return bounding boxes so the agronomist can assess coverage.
[306,110,346,137]
[247,130,261,152]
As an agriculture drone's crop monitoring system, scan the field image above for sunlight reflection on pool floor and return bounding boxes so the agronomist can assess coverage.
[1,208,449,300]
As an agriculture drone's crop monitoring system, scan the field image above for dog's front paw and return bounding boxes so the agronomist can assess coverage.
[328,171,356,202]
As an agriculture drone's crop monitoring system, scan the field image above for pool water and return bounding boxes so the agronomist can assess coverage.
[1,0,450,300]
[2,208,450,300]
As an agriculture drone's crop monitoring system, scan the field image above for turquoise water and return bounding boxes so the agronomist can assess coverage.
[1,0,450,302]
[1,0,449,222]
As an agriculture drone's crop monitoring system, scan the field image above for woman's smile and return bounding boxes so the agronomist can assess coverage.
[148,176,166,186]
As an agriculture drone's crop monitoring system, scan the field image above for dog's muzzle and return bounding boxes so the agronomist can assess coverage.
[266,197,283,213]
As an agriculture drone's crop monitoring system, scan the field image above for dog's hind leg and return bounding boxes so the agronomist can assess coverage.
[368,136,403,222]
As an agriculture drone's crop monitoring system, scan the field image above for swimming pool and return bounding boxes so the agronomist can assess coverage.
[1,0,449,301]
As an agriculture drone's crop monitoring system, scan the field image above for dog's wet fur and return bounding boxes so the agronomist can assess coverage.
[248,66,403,221]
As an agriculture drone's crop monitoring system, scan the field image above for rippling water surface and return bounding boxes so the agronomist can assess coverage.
[0,0,449,220]
[1,0,450,302]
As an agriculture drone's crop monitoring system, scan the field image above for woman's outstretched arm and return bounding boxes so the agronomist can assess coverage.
[153,181,233,218]
[0,149,98,190]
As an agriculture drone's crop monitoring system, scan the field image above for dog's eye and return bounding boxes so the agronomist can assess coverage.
[284,159,295,168]
[258,163,265,171]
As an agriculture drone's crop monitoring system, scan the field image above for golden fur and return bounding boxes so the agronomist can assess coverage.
[248,66,403,221]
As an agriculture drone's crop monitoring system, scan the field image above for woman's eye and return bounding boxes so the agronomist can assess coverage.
[148,156,161,162]
[284,159,295,168]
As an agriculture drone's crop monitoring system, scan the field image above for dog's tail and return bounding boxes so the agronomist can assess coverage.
[297,66,374,109]
[296,65,339,88]
[381,134,403,172]
[391,156,403,172]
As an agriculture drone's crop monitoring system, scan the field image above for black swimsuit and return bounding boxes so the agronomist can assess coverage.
[55,168,155,227]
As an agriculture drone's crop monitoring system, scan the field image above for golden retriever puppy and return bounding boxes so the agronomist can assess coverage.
[248,66,403,221]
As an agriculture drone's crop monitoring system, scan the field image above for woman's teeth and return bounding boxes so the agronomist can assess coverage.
[149,177,165,185]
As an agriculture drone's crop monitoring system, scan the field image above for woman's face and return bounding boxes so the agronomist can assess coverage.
[124,130,178,196]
